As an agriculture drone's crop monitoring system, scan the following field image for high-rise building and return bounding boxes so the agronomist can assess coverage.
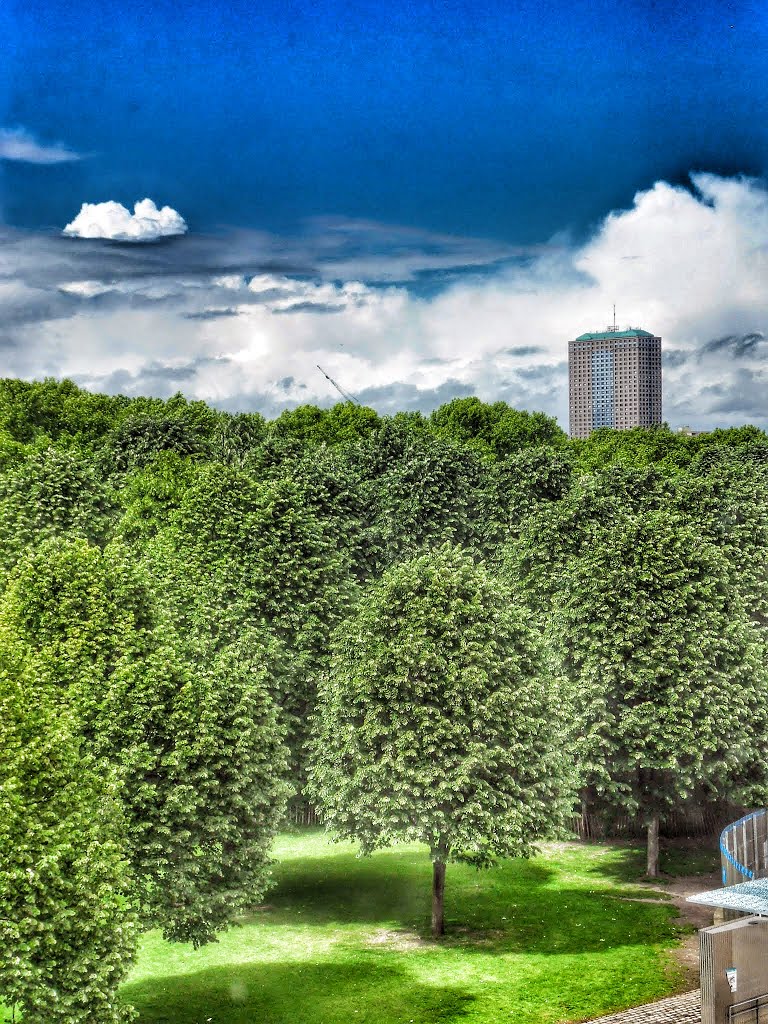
[568,326,662,438]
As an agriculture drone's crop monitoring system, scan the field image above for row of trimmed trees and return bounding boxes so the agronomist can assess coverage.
[2,383,768,1018]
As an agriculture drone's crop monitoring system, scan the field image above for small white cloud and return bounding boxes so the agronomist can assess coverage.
[0,127,82,164]
[63,198,187,242]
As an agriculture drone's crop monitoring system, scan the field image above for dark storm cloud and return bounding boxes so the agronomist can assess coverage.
[699,332,767,359]
[0,229,313,293]
[515,361,568,382]
[272,301,345,315]
[299,216,530,279]
[182,308,241,320]
[276,376,304,391]
[1,220,523,294]
[0,221,526,344]
[0,332,21,351]
[502,345,547,357]
[700,368,768,417]
[663,348,690,368]
[0,290,82,327]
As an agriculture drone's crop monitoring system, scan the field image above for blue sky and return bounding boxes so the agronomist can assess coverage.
[4,0,767,240]
[1,0,767,428]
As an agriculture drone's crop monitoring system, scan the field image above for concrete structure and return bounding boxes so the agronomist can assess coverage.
[568,327,662,438]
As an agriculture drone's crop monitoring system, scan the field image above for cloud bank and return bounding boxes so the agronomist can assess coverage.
[63,199,188,242]
[1,172,765,430]
[0,127,82,164]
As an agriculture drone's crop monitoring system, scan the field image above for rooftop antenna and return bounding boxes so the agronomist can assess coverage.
[607,304,619,332]
[316,364,360,405]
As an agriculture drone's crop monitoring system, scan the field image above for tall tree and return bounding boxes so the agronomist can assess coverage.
[0,647,136,1024]
[0,446,115,582]
[550,510,768,875]
[138,464,352,783]
[1,538,290,949]
[309,546,573,937]
[352,427,496,574]
[429,397,566,457]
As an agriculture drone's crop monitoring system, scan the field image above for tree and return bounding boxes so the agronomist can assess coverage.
[0,446,115,583]
[309,546,573,937]
[1,538,290,950]
[672,451,768,627]
[429,397,566,457]
[137,464,352,788]
[105,629,291,945]
[0,648,137,1023]
[487,446,574,551]
[504,464,675,620]
[268,401,380,449]
[0,377,127,446]
[352,427,497,574]
[550,510,768,875]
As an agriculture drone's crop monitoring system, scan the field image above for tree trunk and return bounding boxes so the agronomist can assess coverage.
[646,813,660,877]
[431,858,446,938]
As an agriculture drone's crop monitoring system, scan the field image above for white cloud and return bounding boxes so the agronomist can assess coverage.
[2,172,767,430]
[0,127,82,164]
[63,199,187,241]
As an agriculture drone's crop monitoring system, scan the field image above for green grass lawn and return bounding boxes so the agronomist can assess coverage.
[117,831,691,1024]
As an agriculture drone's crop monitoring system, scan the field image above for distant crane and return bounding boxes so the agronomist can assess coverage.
[316,364,360,405]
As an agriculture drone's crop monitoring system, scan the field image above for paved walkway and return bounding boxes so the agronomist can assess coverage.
[586,990,700,1024]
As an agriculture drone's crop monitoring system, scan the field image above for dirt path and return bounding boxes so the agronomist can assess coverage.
[639,870,720,987]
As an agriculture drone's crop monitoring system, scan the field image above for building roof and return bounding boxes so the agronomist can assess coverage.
[574,328,657,341]
[687,878,768,916]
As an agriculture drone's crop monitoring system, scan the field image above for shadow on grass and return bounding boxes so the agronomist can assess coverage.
[255,848,682,957]
[436,886,681,956]
[123,958,475,1024]
[580,840,720,885]
[263,849,557,927]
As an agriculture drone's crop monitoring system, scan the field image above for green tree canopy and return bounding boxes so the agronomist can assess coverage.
[550,510,768,875]
[0,446,115,583]
[268,401,380,448]
[429,397,566,457]
[309,545,573,936]
[0,649,136,1024]
[0,538,290,948]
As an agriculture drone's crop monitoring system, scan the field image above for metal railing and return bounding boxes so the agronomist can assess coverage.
[721,810,768,887]
[727,993,768,1023]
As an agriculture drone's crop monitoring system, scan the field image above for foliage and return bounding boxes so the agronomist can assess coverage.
[671,452,768,626]
[549,510,768,864]
[488,446,574,547]
[1,539,290,949]
[102,408,215,473]
[211,411,267,466]
[0,377,127,446]
[0,653,137,1023]
[106,630,291,945]
[309,545,573,934]
[429,397,566,457]
[268,401,381,448]
[569,424,768,474]
[504,464,675,617]
[0,446,115,582]
[111,452,197,547]
[139,463,353,784]
[351,426,498,573]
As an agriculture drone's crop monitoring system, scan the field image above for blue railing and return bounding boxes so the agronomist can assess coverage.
[721,809,768,886]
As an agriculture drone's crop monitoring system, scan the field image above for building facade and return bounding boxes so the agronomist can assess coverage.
[568,327,662,439]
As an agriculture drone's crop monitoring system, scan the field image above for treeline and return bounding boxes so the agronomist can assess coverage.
[2,378,768,1021]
